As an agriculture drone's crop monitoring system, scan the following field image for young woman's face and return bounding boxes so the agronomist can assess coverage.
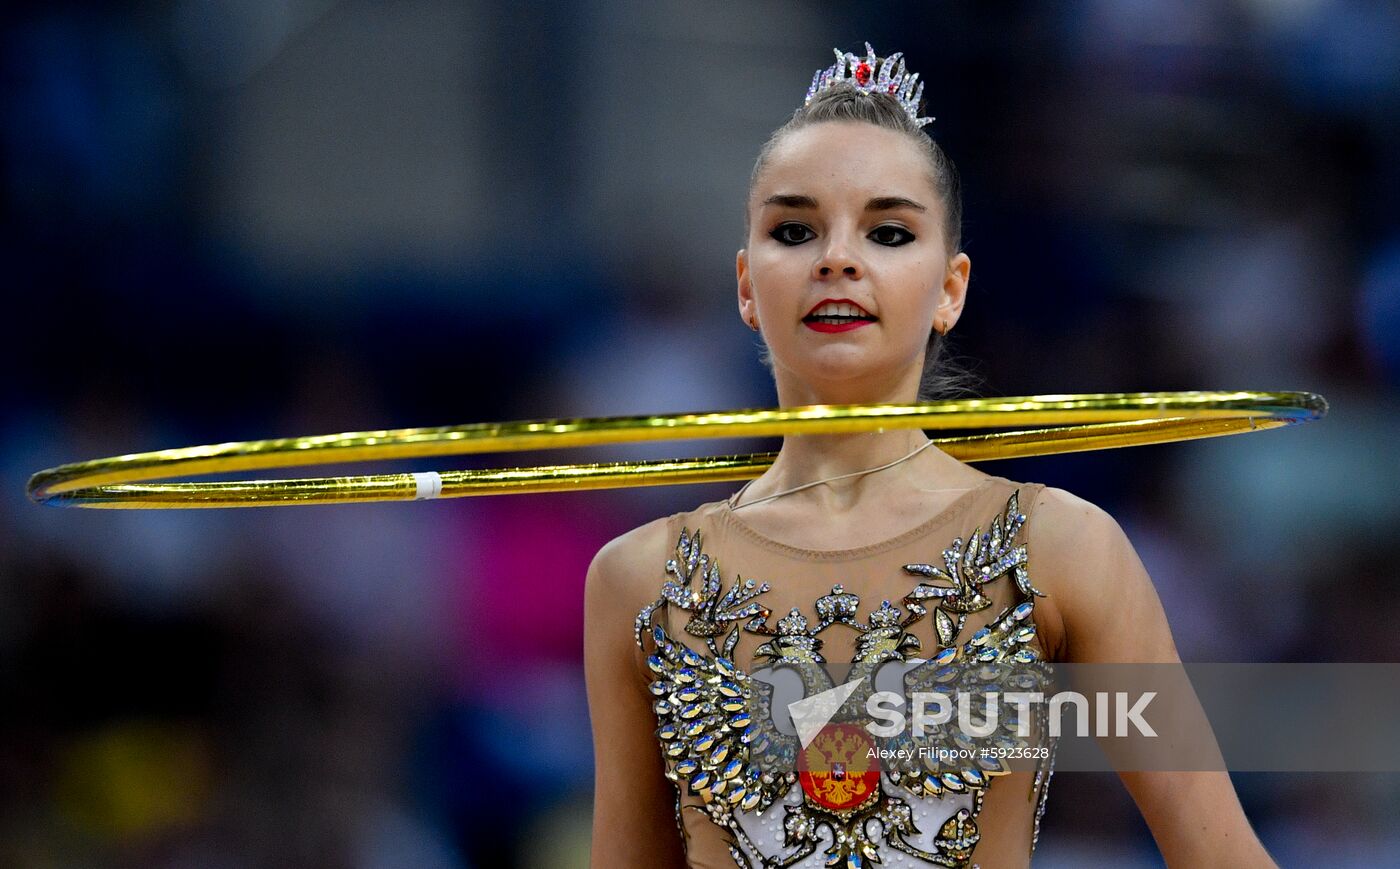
[739,120,969,401]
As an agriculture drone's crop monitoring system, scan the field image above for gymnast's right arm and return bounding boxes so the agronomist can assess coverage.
[584,518,689,868]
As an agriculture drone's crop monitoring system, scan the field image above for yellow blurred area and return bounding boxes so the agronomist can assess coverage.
[52,719,212,841]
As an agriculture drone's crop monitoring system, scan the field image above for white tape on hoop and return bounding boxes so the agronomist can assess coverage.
[411,471,443,500]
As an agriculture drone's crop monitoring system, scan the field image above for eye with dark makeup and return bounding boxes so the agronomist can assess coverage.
[769,222,815,245]
[869,225,916,246]
[767,222,916,247]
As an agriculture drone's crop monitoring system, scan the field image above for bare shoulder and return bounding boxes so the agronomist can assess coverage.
[1030,483,1114,524]
[1022,485,1135,660]
[586,514,676,614]
[1025,485,1178,663]
[583,514,677,683]
[1027,484,1132,563]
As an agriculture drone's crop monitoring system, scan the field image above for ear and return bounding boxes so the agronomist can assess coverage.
[737,248,756,323]
[936,251,971,331]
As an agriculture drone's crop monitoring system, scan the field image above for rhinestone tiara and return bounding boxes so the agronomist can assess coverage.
[803,41,933,128]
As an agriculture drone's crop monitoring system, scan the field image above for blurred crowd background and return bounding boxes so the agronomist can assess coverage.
[4,1,1399,866]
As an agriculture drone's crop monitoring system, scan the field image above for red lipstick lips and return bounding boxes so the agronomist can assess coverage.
[803,297,877,333]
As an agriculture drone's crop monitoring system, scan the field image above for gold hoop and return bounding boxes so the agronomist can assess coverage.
[25,391,1326,509]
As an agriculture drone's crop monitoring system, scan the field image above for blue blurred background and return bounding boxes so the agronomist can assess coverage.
[3,1,1399,866]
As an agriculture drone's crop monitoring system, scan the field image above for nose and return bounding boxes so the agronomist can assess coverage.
[812,227,865,281]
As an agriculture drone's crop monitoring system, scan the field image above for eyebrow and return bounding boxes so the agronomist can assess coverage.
[761,194,928,213]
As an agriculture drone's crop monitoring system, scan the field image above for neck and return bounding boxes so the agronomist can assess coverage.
[746,370,977,512]
[769,427,928,481]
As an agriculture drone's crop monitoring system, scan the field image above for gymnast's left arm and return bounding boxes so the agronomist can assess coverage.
[1028,486,1278,869]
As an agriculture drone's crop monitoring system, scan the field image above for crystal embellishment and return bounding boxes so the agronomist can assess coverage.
[804,41,934,128]
[634,488,1056,867]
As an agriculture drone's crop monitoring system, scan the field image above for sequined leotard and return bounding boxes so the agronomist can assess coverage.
[633,476,1055,868]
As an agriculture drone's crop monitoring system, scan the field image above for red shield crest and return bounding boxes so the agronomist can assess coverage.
[797,723,880,812]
